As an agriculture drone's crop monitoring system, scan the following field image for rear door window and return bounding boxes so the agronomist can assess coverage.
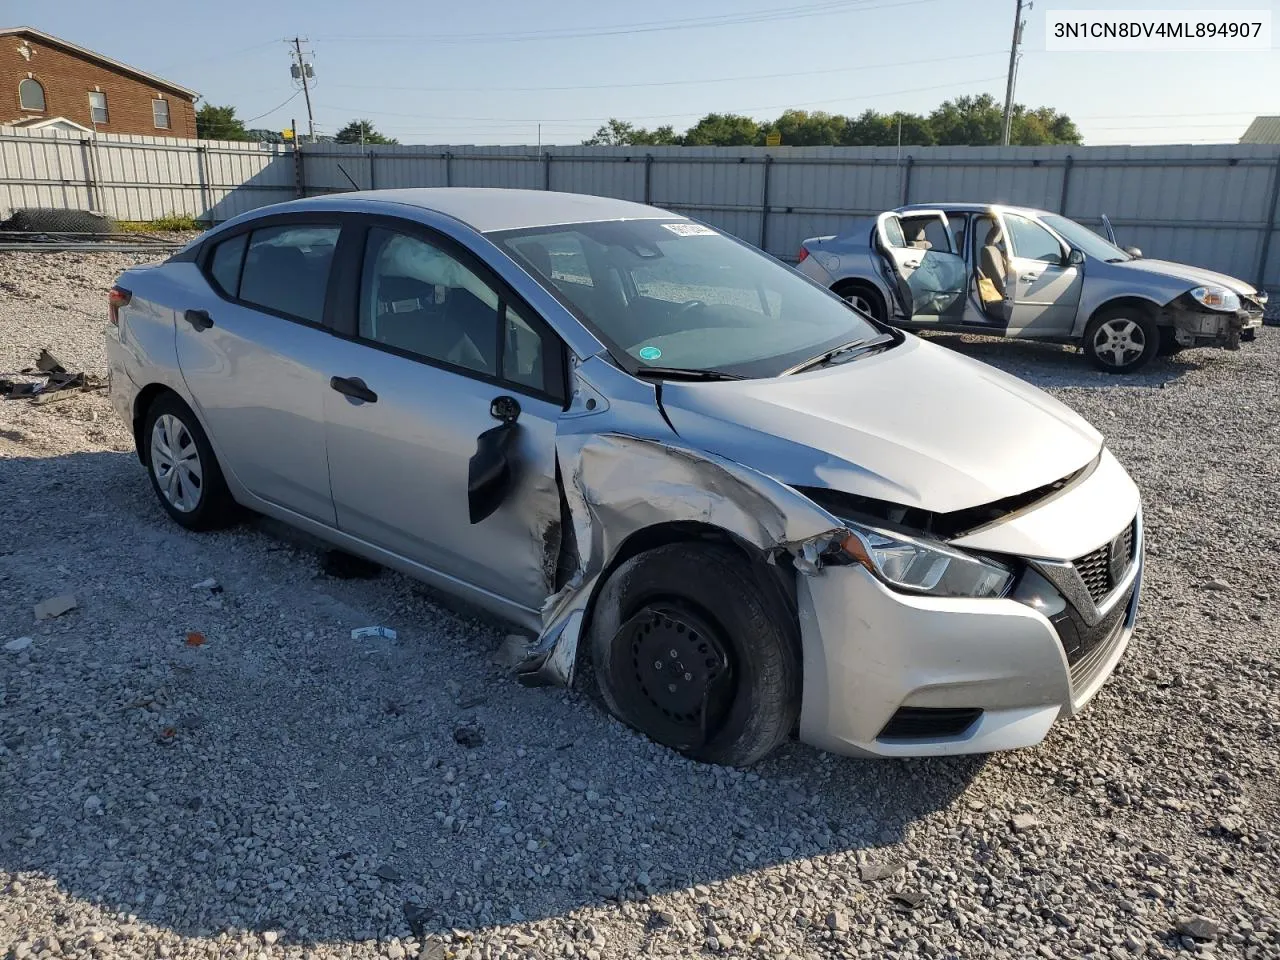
[237,224,341,324]
[207,233,247,297]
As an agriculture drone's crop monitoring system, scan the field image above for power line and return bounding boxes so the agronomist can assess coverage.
[326,50,1006,95]
[314,0,943,44]
[243,90,302,124]
[290,38,317,142]
[315,74,1005,126]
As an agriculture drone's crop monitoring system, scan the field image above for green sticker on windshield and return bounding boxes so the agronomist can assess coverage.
[638,345,662,361]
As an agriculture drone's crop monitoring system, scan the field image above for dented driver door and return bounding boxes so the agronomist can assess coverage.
[322,220,566,613]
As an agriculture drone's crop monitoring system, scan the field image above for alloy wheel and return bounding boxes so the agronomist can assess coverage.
[844,292,874,317]
[1092,317,1146,368]
[150,413,204,513]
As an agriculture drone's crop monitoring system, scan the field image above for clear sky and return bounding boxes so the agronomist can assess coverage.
[8,0,1278,145]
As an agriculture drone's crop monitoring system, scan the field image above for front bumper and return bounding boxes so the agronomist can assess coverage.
[1168,303,1264,349]
[795,508,1143,759]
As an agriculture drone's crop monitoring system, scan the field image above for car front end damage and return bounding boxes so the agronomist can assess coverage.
[514,357,1143,759]
[1163,287,1267,350]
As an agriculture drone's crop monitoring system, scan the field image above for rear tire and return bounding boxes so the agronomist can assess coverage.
[141,393,238,531]
[832,282,887,323]
[1083,306,1159,374]
[588,543,800,767]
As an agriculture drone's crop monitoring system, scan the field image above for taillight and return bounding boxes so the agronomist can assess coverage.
[796,246,809,263]
[108,285,131,326]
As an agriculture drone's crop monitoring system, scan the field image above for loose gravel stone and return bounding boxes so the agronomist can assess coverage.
[1,251,1278,960]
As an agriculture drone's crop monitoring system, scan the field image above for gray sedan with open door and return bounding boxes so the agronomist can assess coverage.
[796,202,1266,373]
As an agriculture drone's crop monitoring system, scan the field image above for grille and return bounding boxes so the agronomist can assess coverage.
[878,707,982,741]
[1071,520,1136,604]
[1051,582,1135,668]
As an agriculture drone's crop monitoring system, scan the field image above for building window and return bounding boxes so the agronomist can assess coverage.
[152,98,171,129]
[19,78,45,112]
[88,90,109,124]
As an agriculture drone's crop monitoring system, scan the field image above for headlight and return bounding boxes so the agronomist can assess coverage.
[1189,285,1240,312]
[837,522,1012,599]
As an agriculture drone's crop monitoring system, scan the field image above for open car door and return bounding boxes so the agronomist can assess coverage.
[875,211,967,323]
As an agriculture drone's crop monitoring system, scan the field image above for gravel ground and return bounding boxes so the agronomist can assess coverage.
[2,251,1278,960]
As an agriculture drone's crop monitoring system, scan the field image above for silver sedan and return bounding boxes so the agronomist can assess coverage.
[107,188,1143,765]
[796,203,1266,374]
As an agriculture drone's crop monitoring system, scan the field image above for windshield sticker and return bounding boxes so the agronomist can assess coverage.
[661,223,717,237]
[638,345,663,361]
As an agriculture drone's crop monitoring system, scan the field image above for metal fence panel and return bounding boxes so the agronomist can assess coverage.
[2,128,1278,291]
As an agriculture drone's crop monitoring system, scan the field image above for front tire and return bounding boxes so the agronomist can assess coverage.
[1083,306,1159,373]
[588,543,800,767]
[141,393,237,531]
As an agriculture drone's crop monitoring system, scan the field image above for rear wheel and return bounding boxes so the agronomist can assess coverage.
[833,282,886,322]
[141,393,238,530]
[588,543,800,767]
[1083,306,1159,374]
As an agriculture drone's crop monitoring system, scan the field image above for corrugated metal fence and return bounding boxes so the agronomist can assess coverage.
[5,126,1280,291]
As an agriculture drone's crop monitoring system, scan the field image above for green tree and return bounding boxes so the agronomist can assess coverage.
[767,110,845,146]
[1012,106,1082,145]
[681,113,761,146]
[582,119,681,146]
[839,109,935,146]
[926,94,1081,146]
[335,119,398,145]
[196,104,249,141]
[631,124,681,146]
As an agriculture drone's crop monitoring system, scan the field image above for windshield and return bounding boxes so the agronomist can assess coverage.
[1040,213,1131,263]
[491,219,881,378]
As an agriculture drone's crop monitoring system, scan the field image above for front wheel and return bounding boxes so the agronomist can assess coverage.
[1083,307,1159,374]
[588,543,800,767]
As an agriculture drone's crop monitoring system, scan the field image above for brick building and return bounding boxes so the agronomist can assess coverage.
[3,26,198,138]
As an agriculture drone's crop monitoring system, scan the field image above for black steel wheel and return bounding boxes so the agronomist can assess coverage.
[589,542,800,767]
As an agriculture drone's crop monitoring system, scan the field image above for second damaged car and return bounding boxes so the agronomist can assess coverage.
[107,188,1143,765]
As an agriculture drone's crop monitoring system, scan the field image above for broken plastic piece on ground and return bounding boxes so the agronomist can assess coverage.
[190,578,223,593]
[351,625,397,641]
[36,349,66,374]
[34,594,77,620]
[4,636,34,653]
[185,631,207,647]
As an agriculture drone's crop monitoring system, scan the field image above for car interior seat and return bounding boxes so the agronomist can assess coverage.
[978,223,1008,301]
[908,228,933,250]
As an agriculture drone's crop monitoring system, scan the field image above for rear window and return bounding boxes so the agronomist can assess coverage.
[237,224,340,324]
[208,233,247,296]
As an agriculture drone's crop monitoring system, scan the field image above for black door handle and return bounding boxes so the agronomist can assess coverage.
[329,376,378,403]
[184,309,213,331]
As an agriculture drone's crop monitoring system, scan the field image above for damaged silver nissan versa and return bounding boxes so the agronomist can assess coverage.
[106,188,1143,766]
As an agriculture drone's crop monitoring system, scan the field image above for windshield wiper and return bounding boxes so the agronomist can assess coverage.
[783,333,895,375]
[631,365,743,382]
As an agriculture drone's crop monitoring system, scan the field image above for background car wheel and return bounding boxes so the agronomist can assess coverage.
[141,393,238,531]
[1083,306,1159,374]
[1241,327,1258,343]
[588,543,800,767]
[832,282,886,322]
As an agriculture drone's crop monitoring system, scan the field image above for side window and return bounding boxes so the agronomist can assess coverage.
[502,303,547,391]
[881,216,908,249]
[360,228,502,377]
[239,224,340,324]
[1004,214,1064,263]
[207,233,247,297]
[900,216,952,253]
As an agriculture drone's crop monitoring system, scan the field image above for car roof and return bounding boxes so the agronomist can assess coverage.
[898,201,1054,217]
[297,188,682,234]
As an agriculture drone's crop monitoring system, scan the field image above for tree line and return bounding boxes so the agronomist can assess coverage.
[582,95,1081,147]
[195,105,398,145]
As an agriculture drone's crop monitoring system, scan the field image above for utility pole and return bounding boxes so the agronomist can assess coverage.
[1001,0,1028,146]
[290,37,316,143]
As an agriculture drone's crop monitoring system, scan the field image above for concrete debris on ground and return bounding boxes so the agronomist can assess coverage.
[1,248,1278,959]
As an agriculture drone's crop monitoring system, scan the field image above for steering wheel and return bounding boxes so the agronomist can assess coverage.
[674,299,708,317]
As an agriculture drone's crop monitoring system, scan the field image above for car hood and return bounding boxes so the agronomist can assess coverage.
[1112,257,1257,296]
[659,336,1103,515]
